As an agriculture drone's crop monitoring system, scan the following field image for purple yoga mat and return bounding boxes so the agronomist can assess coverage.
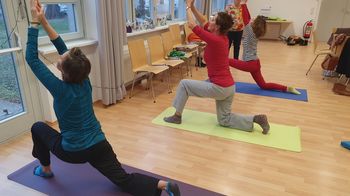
[8,156,223,196]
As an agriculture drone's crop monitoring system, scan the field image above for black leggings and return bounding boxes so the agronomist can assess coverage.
[227,30,243,59]
[31,121,161,196]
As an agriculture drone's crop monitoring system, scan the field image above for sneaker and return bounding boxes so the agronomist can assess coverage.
[163,115,182,124]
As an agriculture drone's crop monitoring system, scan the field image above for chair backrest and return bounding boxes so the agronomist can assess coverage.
[168,24,182,45]
[161,31,174,55]
[332,28,337,33]
[147,35,166,62]
[127,39,149,70]
[312,30,319,53]
[183,23,193,42]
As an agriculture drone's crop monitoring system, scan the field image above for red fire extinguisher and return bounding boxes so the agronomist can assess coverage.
[303,20,313,39]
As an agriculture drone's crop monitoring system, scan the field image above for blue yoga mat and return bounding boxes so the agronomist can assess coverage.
[8,156,222,196]
[235,82,308,102]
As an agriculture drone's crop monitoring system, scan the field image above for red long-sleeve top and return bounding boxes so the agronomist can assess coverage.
[192,24,234,87]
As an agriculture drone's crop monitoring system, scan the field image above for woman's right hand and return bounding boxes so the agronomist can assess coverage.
[30,0,44,23]
[186,0,195,8]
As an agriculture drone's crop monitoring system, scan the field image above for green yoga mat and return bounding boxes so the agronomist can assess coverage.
[152,108,301,152]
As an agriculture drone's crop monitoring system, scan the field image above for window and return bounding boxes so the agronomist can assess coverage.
[125,0,131,22]
[156,0,171,20]
[38,0,84,45]
[124,0,234,32]
[134,0,153,23]
[174,0,186,20]
[125,0,186,31]
[211,0,226,15]
[0,1,24,121]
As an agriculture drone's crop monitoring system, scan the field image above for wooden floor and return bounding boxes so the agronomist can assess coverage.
[1,41,350,196]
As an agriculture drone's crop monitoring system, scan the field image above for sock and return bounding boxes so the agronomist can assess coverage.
[287,86,301,95]
[341,141,350,150]
[33,166,54,178]
[253,114,270,134]
[165,182,181,196]
[163,114,182,124]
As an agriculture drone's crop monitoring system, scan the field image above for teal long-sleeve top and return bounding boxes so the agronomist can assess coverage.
[25,27,105,151]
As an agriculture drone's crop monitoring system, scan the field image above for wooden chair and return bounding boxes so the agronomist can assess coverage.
[306,30,336,76]
[147,35,185,79]
[161,31,193,77]
[169,23,199,50]
[183,23,193,43]
[168,24,183,46]
[127,39,171,103]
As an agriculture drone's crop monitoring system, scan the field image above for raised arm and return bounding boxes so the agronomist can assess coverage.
[187,0,206,27]
[37,0,68,55]
[26,0,65,98]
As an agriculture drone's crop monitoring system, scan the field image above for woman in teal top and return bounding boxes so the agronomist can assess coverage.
[26,1,180,195]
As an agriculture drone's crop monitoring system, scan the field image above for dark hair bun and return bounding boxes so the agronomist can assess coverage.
[70,47,83,57]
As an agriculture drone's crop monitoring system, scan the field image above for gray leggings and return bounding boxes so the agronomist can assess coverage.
[173,79,254,131]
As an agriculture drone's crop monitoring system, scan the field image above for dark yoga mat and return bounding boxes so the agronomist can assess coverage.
[8,156,223,196]
[235,82,308,102]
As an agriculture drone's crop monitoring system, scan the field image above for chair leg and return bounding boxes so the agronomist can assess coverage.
[185,59,189,77]
[306,55,319,76]
[179,64,184,79]
[186,58,192,77]
[337,74,345,83]
[149,73,156,103]
[147,73,152,96]
[129,73,137,99]
[346,78,350,86]
[167,69,172,94]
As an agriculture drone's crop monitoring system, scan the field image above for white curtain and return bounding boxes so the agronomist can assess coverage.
[96,0,127,105]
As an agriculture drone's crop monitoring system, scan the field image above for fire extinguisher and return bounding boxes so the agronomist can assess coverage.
[303,20,313,39]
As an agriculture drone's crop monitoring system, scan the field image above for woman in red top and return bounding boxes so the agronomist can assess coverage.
[164,0,270,134]
[226,0,251,59]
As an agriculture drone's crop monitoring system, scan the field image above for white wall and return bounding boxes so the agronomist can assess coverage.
[247,0,322,37]
[83,0,102,101]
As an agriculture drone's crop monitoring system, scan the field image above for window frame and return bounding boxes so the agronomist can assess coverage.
[38,0,85,45]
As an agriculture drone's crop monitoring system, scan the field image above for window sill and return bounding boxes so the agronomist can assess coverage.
[126,21,186,38]
[39,39,98,55]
